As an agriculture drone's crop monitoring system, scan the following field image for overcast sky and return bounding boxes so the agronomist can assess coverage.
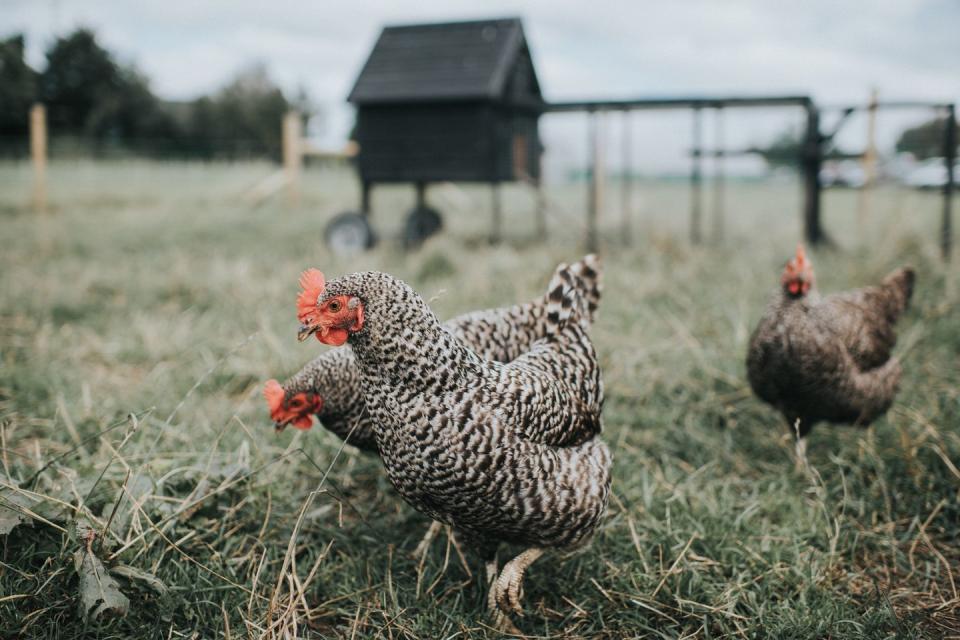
[4,0,958,175]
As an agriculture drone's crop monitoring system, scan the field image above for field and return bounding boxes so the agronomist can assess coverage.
[1,160,958,639]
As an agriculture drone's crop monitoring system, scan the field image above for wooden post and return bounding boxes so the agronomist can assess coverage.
[712,106,725,244]
[282,111,302,206]
[415,181,427,209]
[534,152,547,239]
[586,110,601,253]
[943,103,956,262]
[535,176,547,239]
[857,88,879,234]
[802,104,824,246]
[360,180,372,216]
[621,109,633,246]
[490,182,502,244]
[690,107,703,244]
[30,104,47,214]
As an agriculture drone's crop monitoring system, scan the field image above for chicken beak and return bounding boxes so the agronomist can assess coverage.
[297,323,318,342]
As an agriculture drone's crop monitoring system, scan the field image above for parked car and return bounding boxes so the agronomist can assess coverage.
[820,161,866,188]
[903,158,959,190]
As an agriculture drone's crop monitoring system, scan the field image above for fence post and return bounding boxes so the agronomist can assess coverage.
[690,107,703,244]
[490,182,502,245]
[586,110,599,252]
[30,104,47,214]
[621,108,632,246]
[712,106,725,244]
[802,103,824,246]
[282,111,302,206]
[943,103,956,262]
[857,88,879,238]
[535,154,547,239]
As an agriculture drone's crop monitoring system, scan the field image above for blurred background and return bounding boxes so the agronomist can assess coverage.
[1,1,957,215]
[2,2,959,638]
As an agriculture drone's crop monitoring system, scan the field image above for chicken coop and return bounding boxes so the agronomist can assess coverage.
[325,17,546,253]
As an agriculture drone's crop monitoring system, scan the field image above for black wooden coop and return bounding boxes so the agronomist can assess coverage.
[325,17,545,252]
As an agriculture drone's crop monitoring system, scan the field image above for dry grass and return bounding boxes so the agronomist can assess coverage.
[0,160,958,638]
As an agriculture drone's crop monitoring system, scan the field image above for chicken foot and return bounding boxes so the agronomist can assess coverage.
[791,417,809,472]
[410,521,443,561]
[485,558,499,612]
[494,547,544,621]
[486,554,522,635]
[794,437,809,472]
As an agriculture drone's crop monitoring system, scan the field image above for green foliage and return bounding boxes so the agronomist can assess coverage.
[0,165,957,638]
[0,34,37,144]
[38,28,168,143]
[896,116,959,160]
[755,128,803,168]
[176,63,297,160]
[2,28,305,160]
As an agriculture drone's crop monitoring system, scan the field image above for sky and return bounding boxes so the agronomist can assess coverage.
[4,0,958,176]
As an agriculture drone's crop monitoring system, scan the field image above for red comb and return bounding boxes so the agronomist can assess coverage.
[795,244,807,266]
[263,379,285,415]
[297,269,326,324]
[263,379,319,430]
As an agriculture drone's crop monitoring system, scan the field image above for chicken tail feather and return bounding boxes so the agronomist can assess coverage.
[544,261,591,333]
[881,266,915,320]
[568,254,603,323]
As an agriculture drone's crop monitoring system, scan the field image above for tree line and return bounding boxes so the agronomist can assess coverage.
[0,29,310,160]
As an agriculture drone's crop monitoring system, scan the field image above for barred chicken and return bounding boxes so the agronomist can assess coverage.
[293,262,611,630]
[746,245,915,464]
[264,255,602,448]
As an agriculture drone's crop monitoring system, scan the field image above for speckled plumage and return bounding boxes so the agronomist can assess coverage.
[277,256,603,451]
[746,263,915,439]
[313,263,611,624]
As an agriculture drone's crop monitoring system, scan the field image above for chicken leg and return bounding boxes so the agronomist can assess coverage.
[485,558,499,612]
[410,521,443,561]
[791,417,810,472]
[794,436,809,472]
[494,547,544,618]
[486,555,523,635]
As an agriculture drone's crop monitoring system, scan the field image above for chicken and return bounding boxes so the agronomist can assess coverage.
[746,245,915,464]
[264,255,603,449]
[293,262,611,630]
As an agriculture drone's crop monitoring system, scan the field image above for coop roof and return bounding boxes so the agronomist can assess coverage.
[348,18,540,104]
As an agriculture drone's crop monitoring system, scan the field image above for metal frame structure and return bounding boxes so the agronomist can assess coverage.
[549,96,818,251]
[548,96,956,260]
[821,100,956,260]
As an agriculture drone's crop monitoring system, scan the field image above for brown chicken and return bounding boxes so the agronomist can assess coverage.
[746,245,915,463]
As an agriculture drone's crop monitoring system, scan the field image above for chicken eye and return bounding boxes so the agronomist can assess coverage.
[328,300,341,313]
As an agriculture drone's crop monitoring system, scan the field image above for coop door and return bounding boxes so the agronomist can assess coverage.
[512,134,527,180]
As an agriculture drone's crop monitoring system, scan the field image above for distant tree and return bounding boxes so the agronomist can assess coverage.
[755,126,866,170]
[38,28,173,147]
[896,116,959,160]
[754,129,803,168]
[181,63,304,159]
[0,34,37,143]
[39,29,120,133]
[20,28,307,159]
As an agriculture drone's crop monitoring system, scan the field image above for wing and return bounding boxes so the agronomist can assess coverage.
[469,262,604,447]
[816,266,914,371]
[446,254,602,362]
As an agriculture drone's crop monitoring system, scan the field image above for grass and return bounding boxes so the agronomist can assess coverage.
[0,159,958,639]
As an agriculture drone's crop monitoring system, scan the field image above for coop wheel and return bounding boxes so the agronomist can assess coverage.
[403,206,443,249]
[324,212,376,255]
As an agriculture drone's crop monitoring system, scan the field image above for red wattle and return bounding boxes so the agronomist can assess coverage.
[317,327,349,346]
